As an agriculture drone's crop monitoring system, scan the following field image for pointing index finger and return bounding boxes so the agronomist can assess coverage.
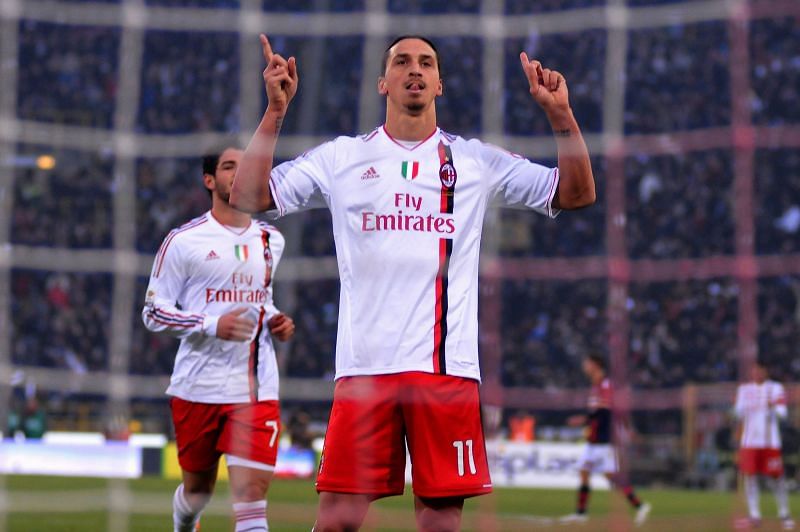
[520,52,539,91]
[260,34,273,63]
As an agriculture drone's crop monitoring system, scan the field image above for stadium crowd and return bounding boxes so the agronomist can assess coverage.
[8,6,800,397]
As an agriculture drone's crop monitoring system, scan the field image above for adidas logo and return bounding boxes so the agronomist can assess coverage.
[360,166,380,180]
[205,250,220,261]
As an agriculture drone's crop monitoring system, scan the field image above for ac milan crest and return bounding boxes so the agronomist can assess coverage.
[439,162,457,188]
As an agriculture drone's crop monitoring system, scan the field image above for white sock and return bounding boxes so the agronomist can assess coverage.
[771,477,791,519]
[744,476,761,520]
[233,499,268,532]
[173,483,210,532]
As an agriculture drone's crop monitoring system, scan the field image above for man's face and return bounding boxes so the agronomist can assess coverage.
[582,359,594,379]
[751,364,767,383]
[379,38,443,115]
[206,147,242,202]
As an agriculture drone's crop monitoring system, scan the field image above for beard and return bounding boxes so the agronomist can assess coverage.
[216,189,230,203]
[404,101,426,114]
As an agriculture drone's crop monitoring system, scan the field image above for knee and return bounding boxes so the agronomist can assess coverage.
[415,497,463,532]
[416,510,461,532]
[231,482,267,503]
[315,495,369,532]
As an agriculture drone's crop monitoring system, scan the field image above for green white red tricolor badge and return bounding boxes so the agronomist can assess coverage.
[234,244,249,261]
[401,161,419,181]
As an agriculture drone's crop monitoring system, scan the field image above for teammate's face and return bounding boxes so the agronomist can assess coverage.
[379,38,443,115]
[582,359,594,378]
[751,364,767,383]
[205,147,242,203]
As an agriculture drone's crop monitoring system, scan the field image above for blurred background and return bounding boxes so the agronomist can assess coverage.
[1,0,799,529]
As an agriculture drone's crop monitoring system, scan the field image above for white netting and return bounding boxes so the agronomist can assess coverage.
[1,0,799,529]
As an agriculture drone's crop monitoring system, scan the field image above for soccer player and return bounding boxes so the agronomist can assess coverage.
[734,360,794,529]
[560,354,651,526]
[231,34,596,531]
[142,145,295,532]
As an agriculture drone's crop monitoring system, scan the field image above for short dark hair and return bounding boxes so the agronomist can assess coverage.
[586,354,606,372]
[201,143,241,197]
[381,35,441,75]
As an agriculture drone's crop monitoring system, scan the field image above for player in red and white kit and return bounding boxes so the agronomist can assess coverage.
[231,35,595,531]
[561,355,650,526]
[143,146,295,532]
[734,360,794,530]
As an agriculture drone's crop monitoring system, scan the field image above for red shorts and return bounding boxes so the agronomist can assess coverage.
[315,372,492,499]
[738,448,783,477]
[170,397,281,472]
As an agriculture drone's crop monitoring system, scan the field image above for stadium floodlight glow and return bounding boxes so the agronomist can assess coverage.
[36,154,56,170]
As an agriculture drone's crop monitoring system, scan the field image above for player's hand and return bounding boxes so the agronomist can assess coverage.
[261,34,298,116]
[216,308,256,341]
[519,53,569,115]
[268,313,295,342]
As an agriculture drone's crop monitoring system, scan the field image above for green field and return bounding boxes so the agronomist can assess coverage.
[1,475,796,531]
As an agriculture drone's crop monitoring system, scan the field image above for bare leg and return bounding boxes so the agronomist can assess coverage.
[228,464,274,531]
[174,467,217,532]
[414,496,464,532]
[315,491,373,532]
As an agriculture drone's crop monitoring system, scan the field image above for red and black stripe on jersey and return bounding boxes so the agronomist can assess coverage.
[587,379,612,443]
[248,228,273,402]
[433,141,457,374]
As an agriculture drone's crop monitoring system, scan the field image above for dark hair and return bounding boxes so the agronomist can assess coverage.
[586,354,606,372]
[201,143,241,197]
[381,35,441,75]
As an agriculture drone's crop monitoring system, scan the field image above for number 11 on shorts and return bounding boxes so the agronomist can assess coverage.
[453,439,477,476]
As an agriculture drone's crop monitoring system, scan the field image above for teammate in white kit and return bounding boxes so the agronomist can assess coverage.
[231,34,596,531]
[143,145,295,532]
[734,360,794,529]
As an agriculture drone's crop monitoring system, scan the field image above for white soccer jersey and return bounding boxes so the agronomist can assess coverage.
[734,380,788,449]
[142,211,285,403]
[269,126,559,381]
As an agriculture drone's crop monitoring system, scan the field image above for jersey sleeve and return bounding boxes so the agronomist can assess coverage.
[733,386,745,418]
[480,141,561,218]
[773,383,788,419]
[268,140,336,218]
[142,233,217,339]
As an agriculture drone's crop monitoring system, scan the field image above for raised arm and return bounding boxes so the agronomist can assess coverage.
[519,52,595,210]
[230,34,299,213]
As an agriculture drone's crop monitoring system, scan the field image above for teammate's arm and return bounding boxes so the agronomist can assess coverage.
[771,384,788,419]
[263,287,295,342]
[231,34,298,213]
[519,53,595,210]
[142,238,256,341]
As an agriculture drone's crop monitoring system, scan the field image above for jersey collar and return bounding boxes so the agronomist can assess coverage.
[207,209,253,236]
[381,125,439,151]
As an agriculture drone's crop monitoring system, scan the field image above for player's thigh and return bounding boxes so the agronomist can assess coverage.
[316,376,406,496]
[171,397,225,472]
[402,372,492,498]
[219,400,281,467]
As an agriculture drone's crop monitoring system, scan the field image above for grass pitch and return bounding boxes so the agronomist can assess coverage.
[2,475,796,531]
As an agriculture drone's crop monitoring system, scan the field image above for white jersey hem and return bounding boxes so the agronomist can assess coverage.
[334,366,481,383]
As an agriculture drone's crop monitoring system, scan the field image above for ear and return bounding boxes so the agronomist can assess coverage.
[436,78,443,97]
[203,172,215,193]
[377,76,388,95]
